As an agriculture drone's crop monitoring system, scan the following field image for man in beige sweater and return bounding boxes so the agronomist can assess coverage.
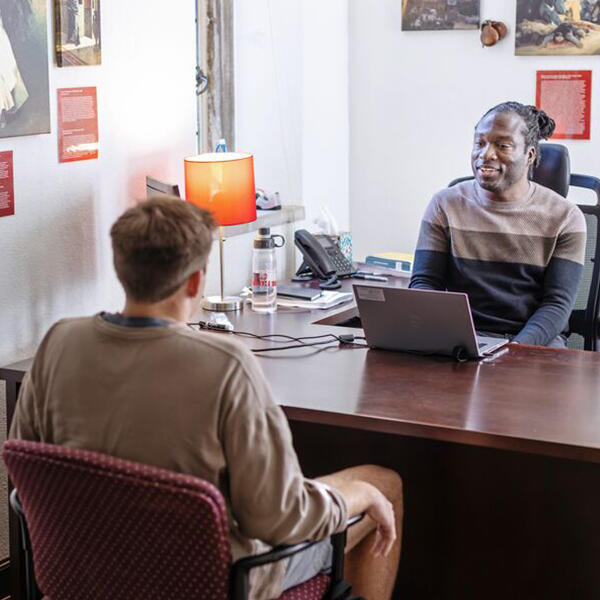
[10,197,402,599]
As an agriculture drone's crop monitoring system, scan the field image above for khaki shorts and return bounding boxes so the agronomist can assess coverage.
[281,539,333,591]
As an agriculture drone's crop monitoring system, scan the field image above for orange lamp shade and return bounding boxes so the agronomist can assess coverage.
[184,152,257,227]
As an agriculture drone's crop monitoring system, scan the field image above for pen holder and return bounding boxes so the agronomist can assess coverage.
[333,231,353,263]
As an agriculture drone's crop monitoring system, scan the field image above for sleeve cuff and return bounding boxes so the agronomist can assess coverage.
[310,480,349,534]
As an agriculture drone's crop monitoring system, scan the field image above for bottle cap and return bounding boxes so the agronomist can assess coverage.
[254,227,274,249]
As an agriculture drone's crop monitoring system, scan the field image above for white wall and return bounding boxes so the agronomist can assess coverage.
[234,0,349,229]
[349,0,600,261]
[0,0,199,561]
[0,0,352,364]
[0,0,198,366]
[226,0,350,297]
[301,0,350,231]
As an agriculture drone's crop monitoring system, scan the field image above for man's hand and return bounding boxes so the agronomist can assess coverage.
[364,485,396,556]
[325,478,397,557]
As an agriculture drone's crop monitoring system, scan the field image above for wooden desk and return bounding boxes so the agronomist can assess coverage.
[3,282,600,599]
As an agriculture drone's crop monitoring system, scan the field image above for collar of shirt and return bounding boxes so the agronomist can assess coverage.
[100,312,172,328]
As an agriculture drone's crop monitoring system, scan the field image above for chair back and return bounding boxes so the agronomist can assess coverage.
[532,143,570,198]
[568,201,600,350]
[2,440,232,600]
[448,143,600,350]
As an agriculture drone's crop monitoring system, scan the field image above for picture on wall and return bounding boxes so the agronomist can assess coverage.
[55,0,101,66]
[402,0,480,31]
[0,0,51,139]
[515,1,600,55]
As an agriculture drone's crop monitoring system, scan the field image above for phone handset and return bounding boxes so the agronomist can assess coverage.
[294,229,341,290]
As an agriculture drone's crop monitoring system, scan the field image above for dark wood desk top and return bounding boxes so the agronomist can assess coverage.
[0,358,33,383]
[217,302,600,464]
[3,276,600,464]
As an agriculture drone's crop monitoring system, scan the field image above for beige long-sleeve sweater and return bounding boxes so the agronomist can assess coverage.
[9,314,348,600]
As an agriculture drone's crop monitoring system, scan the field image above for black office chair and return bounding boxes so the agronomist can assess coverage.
[449,143,600,351]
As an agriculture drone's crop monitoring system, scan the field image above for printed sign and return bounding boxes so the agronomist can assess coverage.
[0,151,14,217]
[57,87,99,162]
[536,71,592,140]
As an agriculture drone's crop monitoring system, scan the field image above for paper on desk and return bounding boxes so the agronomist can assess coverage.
[276,290,353,310]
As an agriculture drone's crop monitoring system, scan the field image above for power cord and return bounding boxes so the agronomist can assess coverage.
[187,322,475,361]
[187,321,367,353]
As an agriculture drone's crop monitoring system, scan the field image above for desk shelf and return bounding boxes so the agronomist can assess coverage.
[220,205,305,238]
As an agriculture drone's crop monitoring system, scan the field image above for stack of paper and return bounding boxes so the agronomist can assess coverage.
[277,290,353,310]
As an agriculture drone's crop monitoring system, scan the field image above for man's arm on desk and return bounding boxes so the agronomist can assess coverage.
[409,197,449,290]
[512,208,586,346]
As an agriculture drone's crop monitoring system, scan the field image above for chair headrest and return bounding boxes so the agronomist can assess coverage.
[532,143,570,198]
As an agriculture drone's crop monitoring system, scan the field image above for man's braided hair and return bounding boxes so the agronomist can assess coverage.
[480,102,556,167]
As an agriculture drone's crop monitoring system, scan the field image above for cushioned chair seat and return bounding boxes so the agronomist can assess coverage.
[279,574,331,599]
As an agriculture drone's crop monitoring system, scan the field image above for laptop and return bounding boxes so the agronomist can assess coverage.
[353,285,508,359]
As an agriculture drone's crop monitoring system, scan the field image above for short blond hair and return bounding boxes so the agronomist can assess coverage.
[110,196,216,302]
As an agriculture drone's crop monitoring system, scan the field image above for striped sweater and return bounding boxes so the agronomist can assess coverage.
[409,180,586,346]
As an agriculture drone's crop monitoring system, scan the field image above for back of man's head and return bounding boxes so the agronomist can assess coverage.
[110,196,216,303]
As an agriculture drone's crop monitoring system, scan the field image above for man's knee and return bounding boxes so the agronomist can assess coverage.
[318,463,403,503]
[356,464,403,503]
[382,468,403,505]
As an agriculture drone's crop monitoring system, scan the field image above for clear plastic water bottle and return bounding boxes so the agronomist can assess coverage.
[252,228,284,313]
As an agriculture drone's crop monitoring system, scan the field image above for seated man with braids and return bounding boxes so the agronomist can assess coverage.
[410,101,586,347]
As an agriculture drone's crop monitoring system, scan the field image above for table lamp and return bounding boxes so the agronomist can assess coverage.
[184,152,257,311]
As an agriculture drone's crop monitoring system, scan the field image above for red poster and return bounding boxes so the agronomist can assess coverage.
[57,87,99,162]
[0,151,14,218]
[536,71,592,140]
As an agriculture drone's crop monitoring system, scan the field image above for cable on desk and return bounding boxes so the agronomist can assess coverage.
[187,321,367,353]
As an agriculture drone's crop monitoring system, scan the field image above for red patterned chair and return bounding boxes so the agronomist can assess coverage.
[3,439,363,600]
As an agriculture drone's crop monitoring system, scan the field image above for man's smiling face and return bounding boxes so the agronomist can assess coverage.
[471,111,535,196]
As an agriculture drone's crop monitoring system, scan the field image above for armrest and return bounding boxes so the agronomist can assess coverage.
[230,514,364,600]
[10,490,31,553]
[9,490,43,600]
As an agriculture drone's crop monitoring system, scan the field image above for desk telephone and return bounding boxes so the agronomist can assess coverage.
[294,229,356,289]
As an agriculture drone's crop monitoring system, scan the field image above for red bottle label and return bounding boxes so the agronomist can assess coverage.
[252,273,276,288]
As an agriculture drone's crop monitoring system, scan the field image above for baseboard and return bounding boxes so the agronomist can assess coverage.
[0,558,9,599]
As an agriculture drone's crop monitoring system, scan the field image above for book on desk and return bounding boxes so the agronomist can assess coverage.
[365,252,413,274]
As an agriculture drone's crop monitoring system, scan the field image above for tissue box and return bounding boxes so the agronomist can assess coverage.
[333,232,353,263]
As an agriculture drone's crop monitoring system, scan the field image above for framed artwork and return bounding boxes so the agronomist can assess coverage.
[516,0,600,55]
[0,0,51,139]
[54,0,101,66]
[402,0,480,31]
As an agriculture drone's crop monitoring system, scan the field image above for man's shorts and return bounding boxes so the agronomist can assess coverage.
[281,539,333,591]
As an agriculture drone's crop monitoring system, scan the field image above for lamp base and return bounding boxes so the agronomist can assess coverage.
[202,295,243,312]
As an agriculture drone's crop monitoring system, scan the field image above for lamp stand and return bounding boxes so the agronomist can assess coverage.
[202,226,243,311]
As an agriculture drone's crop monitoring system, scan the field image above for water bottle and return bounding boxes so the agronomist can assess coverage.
[252,228,285,313]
